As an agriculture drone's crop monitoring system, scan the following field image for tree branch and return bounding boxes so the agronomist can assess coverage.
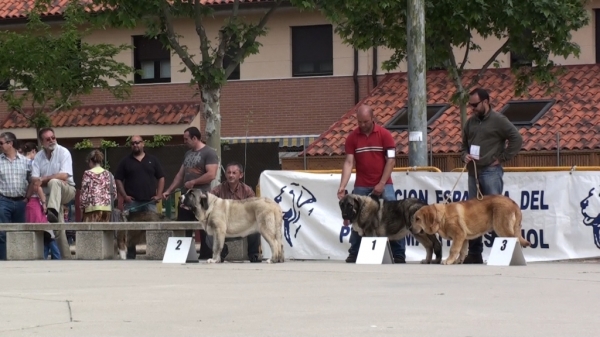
[194,0,211,63]
[160,1,197,72]
[214,0,241,70]
[224,0,283,78]
[445,41,465,93]
[459,32,471,72]
[50,93,72,114]
[466,38,510,90]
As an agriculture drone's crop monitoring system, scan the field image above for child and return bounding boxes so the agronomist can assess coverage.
[22,142,61,260]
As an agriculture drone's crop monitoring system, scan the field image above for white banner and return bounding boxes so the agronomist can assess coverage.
[259,170,600,262]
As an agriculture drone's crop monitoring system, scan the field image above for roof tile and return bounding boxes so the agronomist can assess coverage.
[0,0,272,19]
[305,64,600,156]
[1,102,198,129]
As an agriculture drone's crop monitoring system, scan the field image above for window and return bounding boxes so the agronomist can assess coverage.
[386,104,449,130]
[0,79,9,91]
[510,52,532,67]
[291,25,333,77]
[133,35,171,84]
[510,29,533,67]
[596,9,600,63]
[499,100,554,125]
[222,42,240,81]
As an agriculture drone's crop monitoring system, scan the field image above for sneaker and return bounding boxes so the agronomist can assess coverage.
[249,254,262,263]
[46,208,59,223]
[463,254,483,264]
[393,256,406,264]
[345,254,357,263]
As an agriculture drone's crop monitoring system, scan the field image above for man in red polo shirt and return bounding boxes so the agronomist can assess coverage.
[337,104,406,263]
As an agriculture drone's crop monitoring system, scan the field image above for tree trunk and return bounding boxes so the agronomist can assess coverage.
[201,87,222,189]
[459,100,467,130]
[407,0,427,167]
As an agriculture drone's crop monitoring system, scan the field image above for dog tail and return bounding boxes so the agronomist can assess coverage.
[514,209,531,248]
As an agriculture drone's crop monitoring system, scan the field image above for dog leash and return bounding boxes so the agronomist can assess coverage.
[443,161,483,204]
[122,199,159,216]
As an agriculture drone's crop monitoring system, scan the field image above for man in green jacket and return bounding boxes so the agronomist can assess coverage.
[461,87,523,264]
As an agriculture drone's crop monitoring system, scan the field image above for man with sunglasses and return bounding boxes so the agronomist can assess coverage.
[461,88,523,264]
[115,135,165,213]
[114,135,165,259]
[0,132,29,260]
[31,128,77,258]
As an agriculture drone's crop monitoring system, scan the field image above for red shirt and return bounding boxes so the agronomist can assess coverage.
[344,123,396,187]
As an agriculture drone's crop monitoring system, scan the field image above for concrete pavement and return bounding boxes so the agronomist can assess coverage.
[0,259,598,337]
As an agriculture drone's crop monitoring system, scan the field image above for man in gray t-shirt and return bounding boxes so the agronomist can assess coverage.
[182,146,219,193]
[163,127,222,260]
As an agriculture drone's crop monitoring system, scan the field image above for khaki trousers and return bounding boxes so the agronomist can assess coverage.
[45,179,76,260]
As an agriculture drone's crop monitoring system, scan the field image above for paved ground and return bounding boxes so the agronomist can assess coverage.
[0,259,598,337]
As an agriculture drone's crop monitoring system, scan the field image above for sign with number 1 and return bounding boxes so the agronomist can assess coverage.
[356,237,394,264]
[162,237,198,264]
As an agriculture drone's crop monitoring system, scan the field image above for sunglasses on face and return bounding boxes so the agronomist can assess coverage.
[44,136,56,142]
[131,141,143,145]
[469,101,481,108]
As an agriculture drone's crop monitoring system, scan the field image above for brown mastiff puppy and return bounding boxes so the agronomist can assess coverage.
[412,194,531,265]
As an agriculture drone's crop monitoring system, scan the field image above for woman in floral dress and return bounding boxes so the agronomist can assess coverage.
[80,150,117,222]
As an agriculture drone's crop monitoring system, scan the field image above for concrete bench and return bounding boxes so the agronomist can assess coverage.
[1,222,250,261]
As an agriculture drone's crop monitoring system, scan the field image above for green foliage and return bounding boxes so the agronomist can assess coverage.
[73,139,94,150]
[100,140,118,149]
[294,0,589,123]
[0,1,134,130]
[88,0,284,91]
[124,135,173,148]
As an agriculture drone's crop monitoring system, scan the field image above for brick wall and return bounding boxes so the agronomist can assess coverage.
[0,74,387,138]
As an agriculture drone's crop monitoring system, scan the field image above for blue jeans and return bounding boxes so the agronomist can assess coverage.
[44,238,61,260]
[125,201,157,213]
[467,165,504,255]
[0,196,26,260]
[348,184,406,258]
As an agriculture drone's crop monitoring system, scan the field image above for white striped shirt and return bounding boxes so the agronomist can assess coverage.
[0,153,29,198]
[354,146,384,154]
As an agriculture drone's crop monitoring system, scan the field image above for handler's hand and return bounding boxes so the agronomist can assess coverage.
[372,182,385,196]
[337,187,346,200]
[464,154,475,163]
[184,181,195,190]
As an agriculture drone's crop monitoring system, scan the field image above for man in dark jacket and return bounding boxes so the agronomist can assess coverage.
[461,87,523,264]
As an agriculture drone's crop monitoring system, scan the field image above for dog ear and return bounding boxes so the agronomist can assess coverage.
[200,193,209,210]
[424,206,436,229]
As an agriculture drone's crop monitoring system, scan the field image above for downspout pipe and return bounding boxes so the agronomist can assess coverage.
[372,47,378,88]
[353,48,359,104]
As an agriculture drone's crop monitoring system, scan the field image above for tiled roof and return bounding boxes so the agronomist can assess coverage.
[1,102,199,128]
[0,0,272,19]
[304,64,600,156]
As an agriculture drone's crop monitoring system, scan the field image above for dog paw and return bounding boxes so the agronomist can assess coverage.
[206,258,218,264]
[118,250,126,260]
[420,259,431,264]
[441,259,454,265]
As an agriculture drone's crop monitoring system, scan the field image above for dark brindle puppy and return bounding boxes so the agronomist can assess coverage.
[116,210,169,260]
[339,194,442,264]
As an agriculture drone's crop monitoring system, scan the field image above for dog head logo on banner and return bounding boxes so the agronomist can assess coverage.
[274,183,317,247]
[580,187,600,249]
